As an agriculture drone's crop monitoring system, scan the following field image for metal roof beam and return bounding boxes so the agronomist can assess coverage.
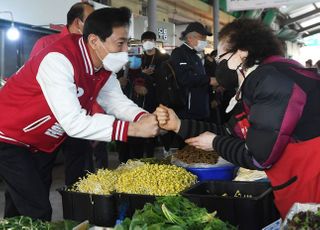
[298,22,320,32]
[283,8,320,26]
[302,28,320,37]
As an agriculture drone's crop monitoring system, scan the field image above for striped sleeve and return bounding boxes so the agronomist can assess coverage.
[133,112,146,122]
[213,135,258,170]
[177,119,228,139]
[112,120,129,142]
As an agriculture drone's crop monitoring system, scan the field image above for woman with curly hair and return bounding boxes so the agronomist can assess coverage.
[155,18,320,218]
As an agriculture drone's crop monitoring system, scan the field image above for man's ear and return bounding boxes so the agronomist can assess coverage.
[76,18,83,28]
[186,35,192,46]
[88,34,99,50]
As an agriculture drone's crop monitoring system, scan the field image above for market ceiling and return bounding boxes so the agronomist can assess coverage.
[278,1,320,38]
[202,0,320,40]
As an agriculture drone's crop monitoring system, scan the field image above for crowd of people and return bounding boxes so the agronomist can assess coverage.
[305,58,320,72]
[0,1,319,222]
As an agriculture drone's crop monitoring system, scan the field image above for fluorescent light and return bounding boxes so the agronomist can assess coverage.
[6,23,20,41]
[289,5,315,18]
[300,16,320,28]
[0,11,20,41]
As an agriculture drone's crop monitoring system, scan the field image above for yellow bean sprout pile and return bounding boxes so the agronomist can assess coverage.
[71,160,197,196]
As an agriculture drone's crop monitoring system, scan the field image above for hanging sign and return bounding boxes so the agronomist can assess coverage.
[158,27,168,41]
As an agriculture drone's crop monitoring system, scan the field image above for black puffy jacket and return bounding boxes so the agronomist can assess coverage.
[178,56,320,170]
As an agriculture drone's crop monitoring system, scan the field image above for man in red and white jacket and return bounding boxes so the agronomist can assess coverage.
[0,7,158,220]
[30,2,99,187]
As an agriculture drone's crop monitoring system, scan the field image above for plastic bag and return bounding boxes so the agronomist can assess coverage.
[282,203,320,229]
[233,167,267,182]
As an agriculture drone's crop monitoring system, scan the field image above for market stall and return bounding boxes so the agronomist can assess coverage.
[10,146,320,229]
[54,147,281,230]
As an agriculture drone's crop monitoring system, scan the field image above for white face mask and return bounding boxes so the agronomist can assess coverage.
[96,39,129,73]
[102,52,129,73]
[195,40,208,52]
[142,41,155,51]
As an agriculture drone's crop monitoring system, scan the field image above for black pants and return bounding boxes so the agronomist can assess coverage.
[92,142,108,169]
[0,142,57,220]
[128,137,155,159]
[117,141,129,163]
[62,137,94,186]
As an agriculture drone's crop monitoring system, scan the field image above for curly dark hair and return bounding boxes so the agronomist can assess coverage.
[219,18,284,68]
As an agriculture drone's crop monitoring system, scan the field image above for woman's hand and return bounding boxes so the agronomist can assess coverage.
[185,131,217,151]
[154,104,181,133]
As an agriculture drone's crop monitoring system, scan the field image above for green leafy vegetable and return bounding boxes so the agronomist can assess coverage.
[115,196,237,230]
[0,216,79,230]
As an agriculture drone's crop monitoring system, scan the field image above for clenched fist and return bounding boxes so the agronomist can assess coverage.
[154,104,181,133]
[128,114,159,138]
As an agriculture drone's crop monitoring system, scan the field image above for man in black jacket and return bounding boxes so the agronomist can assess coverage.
[170,22,213,121]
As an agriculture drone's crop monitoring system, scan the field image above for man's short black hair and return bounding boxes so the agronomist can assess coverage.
[67,2,94,27]
[141,31,156,41]
[83,7,131,42]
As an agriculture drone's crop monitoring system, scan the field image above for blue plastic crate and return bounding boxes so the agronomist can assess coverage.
[186,165,237,181]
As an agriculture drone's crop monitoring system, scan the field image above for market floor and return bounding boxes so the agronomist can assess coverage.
[0,151,121,221]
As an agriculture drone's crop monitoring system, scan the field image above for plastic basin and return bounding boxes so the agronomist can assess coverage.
[186,165,237,181]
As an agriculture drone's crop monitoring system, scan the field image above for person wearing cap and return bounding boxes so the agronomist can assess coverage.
[170,22,212,122]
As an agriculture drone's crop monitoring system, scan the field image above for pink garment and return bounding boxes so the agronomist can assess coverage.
[29,26,69,58]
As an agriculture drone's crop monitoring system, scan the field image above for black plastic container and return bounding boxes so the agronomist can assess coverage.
[182,181,280,230]
[58,187,117,227]
[115,193,157,219]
